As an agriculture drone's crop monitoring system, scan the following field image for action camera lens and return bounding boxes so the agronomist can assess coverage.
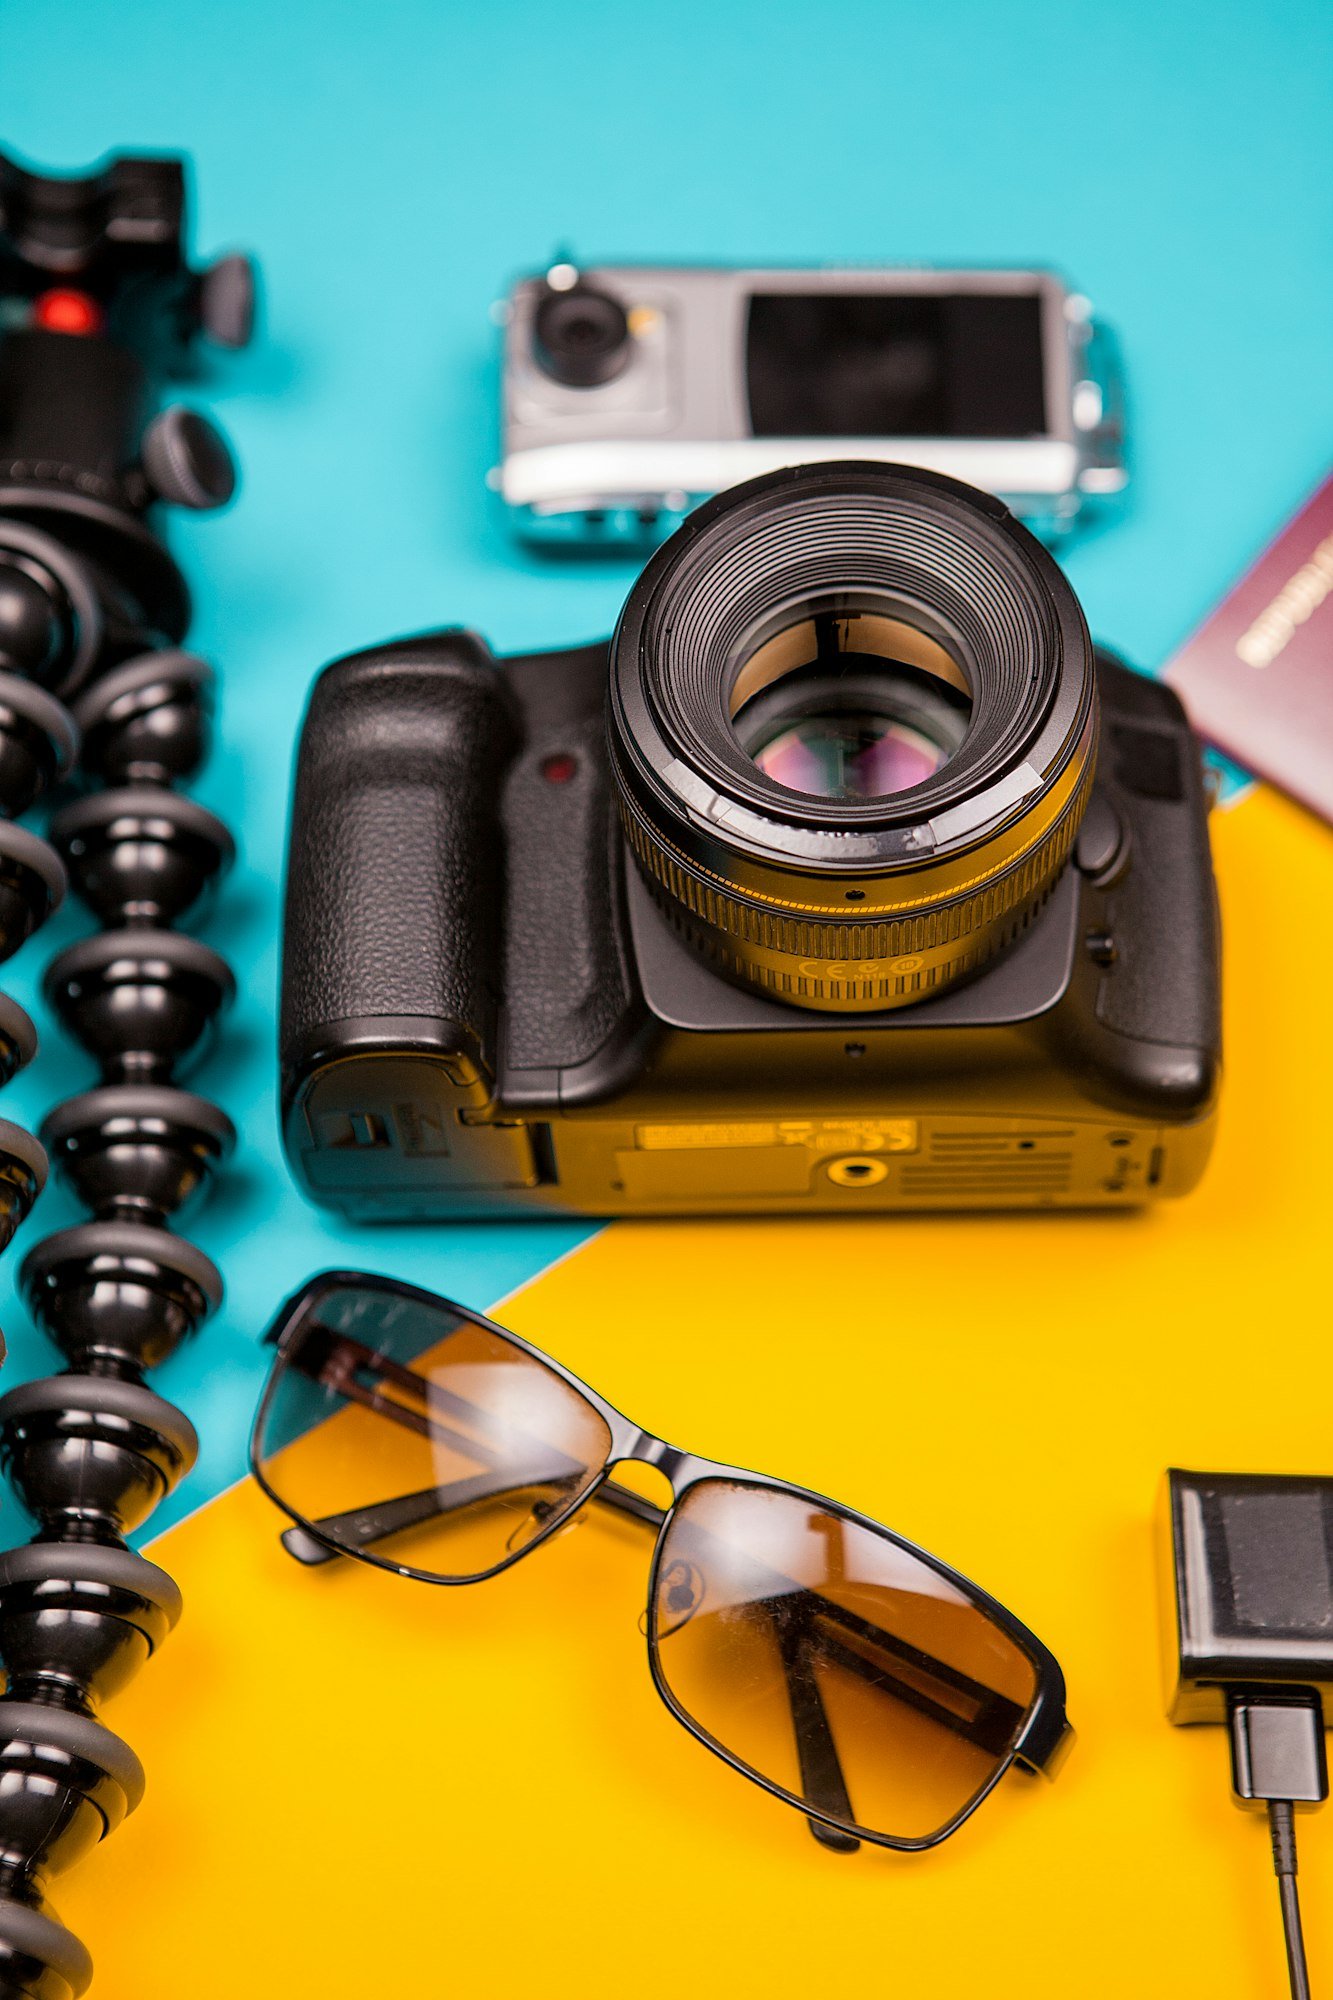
[608,461,1098,1012]
[533,283,631,388]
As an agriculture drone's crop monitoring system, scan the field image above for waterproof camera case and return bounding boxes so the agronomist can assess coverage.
[499,263,1126,545]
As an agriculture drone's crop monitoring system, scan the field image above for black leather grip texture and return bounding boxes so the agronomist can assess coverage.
[501,643,637,1080]
[281,632,518,1074]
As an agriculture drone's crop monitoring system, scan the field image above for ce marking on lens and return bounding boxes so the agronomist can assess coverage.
[252,1272,1072,1856]
[798,958,922,982]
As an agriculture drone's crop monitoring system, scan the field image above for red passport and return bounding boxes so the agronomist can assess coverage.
[1164,471,1333,825]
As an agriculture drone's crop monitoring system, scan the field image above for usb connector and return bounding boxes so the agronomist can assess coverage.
[1230,1690,1329,1807]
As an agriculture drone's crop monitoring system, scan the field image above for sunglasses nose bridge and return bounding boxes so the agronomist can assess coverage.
[619,1428,687,1489]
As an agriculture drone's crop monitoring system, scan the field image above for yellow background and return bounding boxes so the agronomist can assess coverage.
[62,787,1333,1998]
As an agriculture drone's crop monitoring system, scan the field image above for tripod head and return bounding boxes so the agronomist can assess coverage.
[0,146,255,697]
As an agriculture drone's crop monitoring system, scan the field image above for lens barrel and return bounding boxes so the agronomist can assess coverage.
[608,462,1098,1011]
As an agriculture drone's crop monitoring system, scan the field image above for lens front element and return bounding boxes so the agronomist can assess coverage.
[651,1479,1039,1844]
[731,608,973,801]
[255,1283,611,1581]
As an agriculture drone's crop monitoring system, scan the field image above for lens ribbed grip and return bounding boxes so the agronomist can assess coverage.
[622,762,1090,1007]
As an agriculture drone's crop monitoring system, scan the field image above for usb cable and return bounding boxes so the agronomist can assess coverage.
[1228,1690,1328,2000]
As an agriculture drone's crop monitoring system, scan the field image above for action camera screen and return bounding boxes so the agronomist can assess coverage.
[745,291,1048,440]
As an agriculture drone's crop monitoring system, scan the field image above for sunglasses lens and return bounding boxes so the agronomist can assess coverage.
[255,1283,612,1580]
[651,1480,1039,1843]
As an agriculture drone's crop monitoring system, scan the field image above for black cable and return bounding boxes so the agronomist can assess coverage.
[1227,1693,1326,2000]
[1269,1800,1312,2000]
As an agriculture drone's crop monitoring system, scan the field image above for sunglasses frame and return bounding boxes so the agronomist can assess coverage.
[250,1269,1072,1854]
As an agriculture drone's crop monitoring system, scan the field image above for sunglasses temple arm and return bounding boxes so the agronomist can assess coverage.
[812,1620,1022,1757]
[771,1613,862,1853]
[280,1466,667,1566]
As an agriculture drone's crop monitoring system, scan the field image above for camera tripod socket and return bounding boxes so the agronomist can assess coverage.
[608,461,1099,1011]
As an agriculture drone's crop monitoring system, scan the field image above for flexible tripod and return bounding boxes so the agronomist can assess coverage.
[0,148,252,2000]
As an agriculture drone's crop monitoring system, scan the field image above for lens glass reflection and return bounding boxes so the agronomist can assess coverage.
[750,710,949,798]
[730,608,972,802]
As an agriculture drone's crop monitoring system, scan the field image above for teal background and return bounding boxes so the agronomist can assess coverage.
[1,0,1330,1536]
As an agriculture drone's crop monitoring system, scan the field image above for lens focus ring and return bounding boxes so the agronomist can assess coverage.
[620,753,1093,1006]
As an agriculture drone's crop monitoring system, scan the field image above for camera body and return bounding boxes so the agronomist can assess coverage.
[500,263,1126,545]
[281,612,1220,1222]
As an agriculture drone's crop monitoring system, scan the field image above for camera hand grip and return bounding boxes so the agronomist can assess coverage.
[281,632,519,1081]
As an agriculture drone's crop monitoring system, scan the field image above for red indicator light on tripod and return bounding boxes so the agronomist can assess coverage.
[32,287,104,335]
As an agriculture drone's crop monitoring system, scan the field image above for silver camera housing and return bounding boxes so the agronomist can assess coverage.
[498,263,1126,545]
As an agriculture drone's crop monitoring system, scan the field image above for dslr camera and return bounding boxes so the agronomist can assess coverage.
[281,462,1220,1221]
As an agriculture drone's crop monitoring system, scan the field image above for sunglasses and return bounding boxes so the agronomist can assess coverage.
[250,1271,1072,1853]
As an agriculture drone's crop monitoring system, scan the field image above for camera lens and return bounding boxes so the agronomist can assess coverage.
[533,282,631,389]
[608,462,1098,1012]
